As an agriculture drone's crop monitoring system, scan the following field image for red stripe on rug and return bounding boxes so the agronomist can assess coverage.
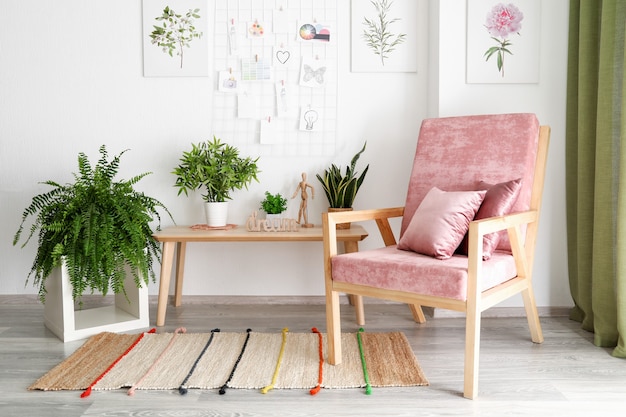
[80,328,156,398]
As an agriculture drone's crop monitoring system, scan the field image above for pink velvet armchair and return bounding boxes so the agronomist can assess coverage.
[322,113,550,399]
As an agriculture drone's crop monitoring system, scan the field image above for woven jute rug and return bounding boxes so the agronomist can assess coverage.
[29,328,428,396]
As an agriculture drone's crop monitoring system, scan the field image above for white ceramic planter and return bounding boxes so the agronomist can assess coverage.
[265,213,283,227]
[43,262,149,342]
[204,201,229,227]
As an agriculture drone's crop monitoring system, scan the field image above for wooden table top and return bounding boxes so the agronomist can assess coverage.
[153,224,369,243]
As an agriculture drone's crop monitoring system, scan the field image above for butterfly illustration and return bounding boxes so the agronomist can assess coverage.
[303,64,326,84]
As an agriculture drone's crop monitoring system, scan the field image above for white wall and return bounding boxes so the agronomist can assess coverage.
[0,0,571,308]
[433,0,571,307]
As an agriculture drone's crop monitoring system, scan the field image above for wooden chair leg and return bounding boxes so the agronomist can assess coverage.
[521,286,544,343]
[326,290,342,365]
[463,309,481,399]
[347,294,355,305]
[409,304,426,323]
[353,295,365,326]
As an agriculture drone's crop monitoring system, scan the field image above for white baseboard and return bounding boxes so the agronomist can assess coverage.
[0,294,572,317]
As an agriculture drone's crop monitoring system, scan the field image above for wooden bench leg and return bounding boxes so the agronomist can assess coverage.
[156,241,175,327]
[174,242,186,307]
[342,240,365,325]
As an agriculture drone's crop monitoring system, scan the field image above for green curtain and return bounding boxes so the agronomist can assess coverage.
[566,0,626,358]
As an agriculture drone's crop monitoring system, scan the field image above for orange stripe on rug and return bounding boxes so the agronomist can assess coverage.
[309,327,324,395]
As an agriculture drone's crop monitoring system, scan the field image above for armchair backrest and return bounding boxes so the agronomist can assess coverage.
[400,113,541,248]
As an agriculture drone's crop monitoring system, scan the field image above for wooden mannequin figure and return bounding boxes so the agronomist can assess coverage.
[291,172,315,227]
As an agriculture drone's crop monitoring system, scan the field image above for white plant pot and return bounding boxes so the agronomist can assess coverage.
[204,201,229,227]
[43,261,149,342]
[264,213,284,229]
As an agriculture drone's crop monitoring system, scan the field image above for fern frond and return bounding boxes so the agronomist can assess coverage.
[13,145,173,303]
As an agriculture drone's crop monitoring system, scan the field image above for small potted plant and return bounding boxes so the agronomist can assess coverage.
[13,145,172,341]
[260,191,288,221]
[316,142,369,228]
[172,136,260,227]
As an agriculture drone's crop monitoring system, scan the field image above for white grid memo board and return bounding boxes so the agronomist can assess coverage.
[212,0,338,157]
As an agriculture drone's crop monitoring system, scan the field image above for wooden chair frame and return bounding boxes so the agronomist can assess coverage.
[322,125,550,399]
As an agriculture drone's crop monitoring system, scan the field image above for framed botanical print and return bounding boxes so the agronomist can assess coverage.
[466,0,541,83]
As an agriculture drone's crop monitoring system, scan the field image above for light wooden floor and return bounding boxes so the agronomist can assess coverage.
[1,299,625,416]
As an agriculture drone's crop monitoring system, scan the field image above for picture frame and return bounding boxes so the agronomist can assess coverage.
[351,0,418,73]
[142,0,209,77]
[466,0,541,84]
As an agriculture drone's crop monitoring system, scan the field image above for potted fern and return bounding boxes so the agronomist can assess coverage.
[260,191,288,220]
[13,145,172,341]
[172,136,260,227]
[316,142,369,228]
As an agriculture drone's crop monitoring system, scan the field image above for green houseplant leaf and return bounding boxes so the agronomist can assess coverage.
[260,191,288,214]
[172,136,260,203]
[316,142,369,208]
[13,145,173,304]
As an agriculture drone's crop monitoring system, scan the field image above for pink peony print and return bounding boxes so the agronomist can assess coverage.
[483,3,524,77]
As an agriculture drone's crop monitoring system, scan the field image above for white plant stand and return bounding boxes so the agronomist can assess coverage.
[43,264,150,342]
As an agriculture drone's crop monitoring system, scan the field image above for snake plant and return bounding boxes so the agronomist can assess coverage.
[316,142,369,208]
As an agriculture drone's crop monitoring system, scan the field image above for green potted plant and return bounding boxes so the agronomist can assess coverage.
[260,191,288,219]
[316,142,369,229]
[316,142,369,228]
[13,145,172,341]
[172,136,260,227]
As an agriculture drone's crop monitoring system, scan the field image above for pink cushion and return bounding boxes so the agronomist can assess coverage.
[397,187,486,260]
[400,114,540,255]
[331,246,518,301]
[457,178,523,260]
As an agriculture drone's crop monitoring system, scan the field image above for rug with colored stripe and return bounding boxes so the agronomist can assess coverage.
[29,328,428,396]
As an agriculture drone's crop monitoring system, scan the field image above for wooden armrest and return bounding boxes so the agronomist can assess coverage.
[469,210,538,237]
[325,207,404,225]
[324,207,404,248]
[322,207,404,257]
[467,210,539,288]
